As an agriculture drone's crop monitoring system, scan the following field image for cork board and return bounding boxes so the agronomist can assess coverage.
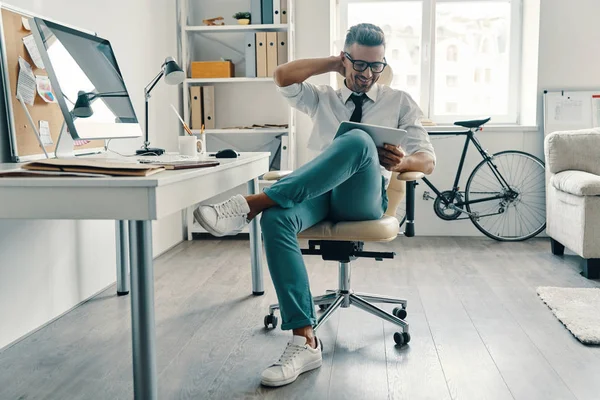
[0,6,104,161]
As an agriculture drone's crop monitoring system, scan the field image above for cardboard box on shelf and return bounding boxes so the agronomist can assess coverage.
[191,61,235,78]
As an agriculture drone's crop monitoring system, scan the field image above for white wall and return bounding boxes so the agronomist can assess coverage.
[0,0,182,350]
[536,0,600,126]
[291,0,599,236]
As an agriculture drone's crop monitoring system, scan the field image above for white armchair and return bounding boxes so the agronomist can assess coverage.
[544,128,600,278]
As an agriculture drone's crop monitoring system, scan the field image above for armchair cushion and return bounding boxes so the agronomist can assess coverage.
[551,170,600,196]
[298,215,399,242]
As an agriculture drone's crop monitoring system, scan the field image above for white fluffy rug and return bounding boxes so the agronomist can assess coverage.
[537,286,600,344]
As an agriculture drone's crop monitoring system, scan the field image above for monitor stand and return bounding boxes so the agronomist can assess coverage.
[54,122,76,158]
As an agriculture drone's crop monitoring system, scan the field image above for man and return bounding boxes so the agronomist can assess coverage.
[194,23,436,387]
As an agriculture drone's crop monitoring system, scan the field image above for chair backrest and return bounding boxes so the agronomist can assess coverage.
[384,172,404,217]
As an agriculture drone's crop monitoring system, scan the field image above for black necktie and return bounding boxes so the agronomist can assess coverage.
[349,94,365,122]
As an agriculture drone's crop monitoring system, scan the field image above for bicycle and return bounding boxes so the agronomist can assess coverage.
[396,117,546,242]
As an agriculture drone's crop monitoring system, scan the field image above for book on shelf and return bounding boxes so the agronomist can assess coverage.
[250,0,287,25]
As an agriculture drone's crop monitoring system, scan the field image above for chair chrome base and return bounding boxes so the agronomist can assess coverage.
[265,261,411,345]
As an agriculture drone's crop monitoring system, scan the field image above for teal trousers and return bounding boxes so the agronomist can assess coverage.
[262,129,388,330]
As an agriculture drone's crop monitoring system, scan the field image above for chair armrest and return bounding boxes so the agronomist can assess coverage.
[263,170,293,181]
[396,171,425,181]
[545,129,600,175]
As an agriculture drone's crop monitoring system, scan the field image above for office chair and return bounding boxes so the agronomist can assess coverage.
[261,65,425,346]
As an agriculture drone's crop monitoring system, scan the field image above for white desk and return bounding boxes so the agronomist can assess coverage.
[0,152,270,400]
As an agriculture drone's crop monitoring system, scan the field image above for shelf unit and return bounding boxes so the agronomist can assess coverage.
[177,0,296,238]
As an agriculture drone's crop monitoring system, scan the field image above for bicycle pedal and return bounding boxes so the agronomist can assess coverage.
[422,191,434,201]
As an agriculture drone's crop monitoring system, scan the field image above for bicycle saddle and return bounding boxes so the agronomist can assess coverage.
[453,117,491,128]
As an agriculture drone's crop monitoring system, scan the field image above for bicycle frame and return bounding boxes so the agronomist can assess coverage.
[420,127,513,208]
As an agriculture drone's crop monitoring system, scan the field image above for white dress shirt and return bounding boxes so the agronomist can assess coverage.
[278,81,436,186]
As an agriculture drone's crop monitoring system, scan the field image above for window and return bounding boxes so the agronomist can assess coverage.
[338,0,521,124]
[445,102,458,113]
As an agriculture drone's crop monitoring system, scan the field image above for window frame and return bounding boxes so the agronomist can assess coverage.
[337,0,523,125]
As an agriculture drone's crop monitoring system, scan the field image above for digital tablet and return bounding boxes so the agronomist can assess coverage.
[334,121,406,147]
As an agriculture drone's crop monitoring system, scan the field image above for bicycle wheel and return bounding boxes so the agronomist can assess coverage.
[465,150,546,241]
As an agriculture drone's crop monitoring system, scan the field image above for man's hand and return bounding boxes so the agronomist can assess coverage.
[378,144,405,172]
[335,52,346,76]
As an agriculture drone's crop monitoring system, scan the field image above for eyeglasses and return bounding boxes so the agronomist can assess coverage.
[344,52,387,73]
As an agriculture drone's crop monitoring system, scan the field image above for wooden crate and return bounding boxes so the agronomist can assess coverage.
[191,61,235,78]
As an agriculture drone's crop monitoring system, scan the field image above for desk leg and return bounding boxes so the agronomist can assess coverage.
[128,220,158,400]
[405,181,416,237]
[115,220,130,295]
[247,178,264,296]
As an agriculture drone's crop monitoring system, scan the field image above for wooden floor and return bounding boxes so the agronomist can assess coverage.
[1,237,600,400]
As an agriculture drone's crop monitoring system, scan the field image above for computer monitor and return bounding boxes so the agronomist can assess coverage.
[30,18,142,140]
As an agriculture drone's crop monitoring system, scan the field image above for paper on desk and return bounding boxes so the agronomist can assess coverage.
[22,17,31,31]
[39,120,53,146]
[592,95,600,128]
[35,75,56,103]
[22,34,44,69]
[553,98,583,122]
[17,56,36,106]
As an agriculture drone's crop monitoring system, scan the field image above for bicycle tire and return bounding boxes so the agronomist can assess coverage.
[464,150,546,241]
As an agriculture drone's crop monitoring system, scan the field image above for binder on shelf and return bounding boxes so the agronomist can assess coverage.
[272,0,281,24]
[250,0,262,24]
[256,32,268,78]
[261,0,273,24]
[281,0,288,23]
[277,32,288,66]
[202,86,215,129]
[266,32,278,77]
[190,86,203,129]
[244,33,257,78]
[280,135,289,170]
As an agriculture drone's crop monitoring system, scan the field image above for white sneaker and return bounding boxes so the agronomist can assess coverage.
[261,335,323,387]
[193,194,250,237]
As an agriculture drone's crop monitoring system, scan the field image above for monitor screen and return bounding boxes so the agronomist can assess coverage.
[30,18,142,140]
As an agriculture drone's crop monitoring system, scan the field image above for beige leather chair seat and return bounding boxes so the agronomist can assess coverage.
[298,216,399,242]
[263,170,424,243]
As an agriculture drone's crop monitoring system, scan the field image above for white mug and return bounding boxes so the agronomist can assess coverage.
[178,135,203,157]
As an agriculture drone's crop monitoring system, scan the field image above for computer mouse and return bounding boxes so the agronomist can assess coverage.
[215,149,239,158]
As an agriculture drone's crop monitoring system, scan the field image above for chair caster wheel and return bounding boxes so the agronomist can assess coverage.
[318,304,331,311]
[264,314,278,329]
[393,307,407,319]
[394,331,411,346]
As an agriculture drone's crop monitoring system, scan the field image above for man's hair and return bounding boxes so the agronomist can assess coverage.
[344,23,386,50]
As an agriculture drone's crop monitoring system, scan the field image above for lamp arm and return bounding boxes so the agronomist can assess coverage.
[92,91,128,99]
[144,69,165,99]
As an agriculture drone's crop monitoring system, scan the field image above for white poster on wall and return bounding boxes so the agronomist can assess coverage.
[592,95,600,128]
